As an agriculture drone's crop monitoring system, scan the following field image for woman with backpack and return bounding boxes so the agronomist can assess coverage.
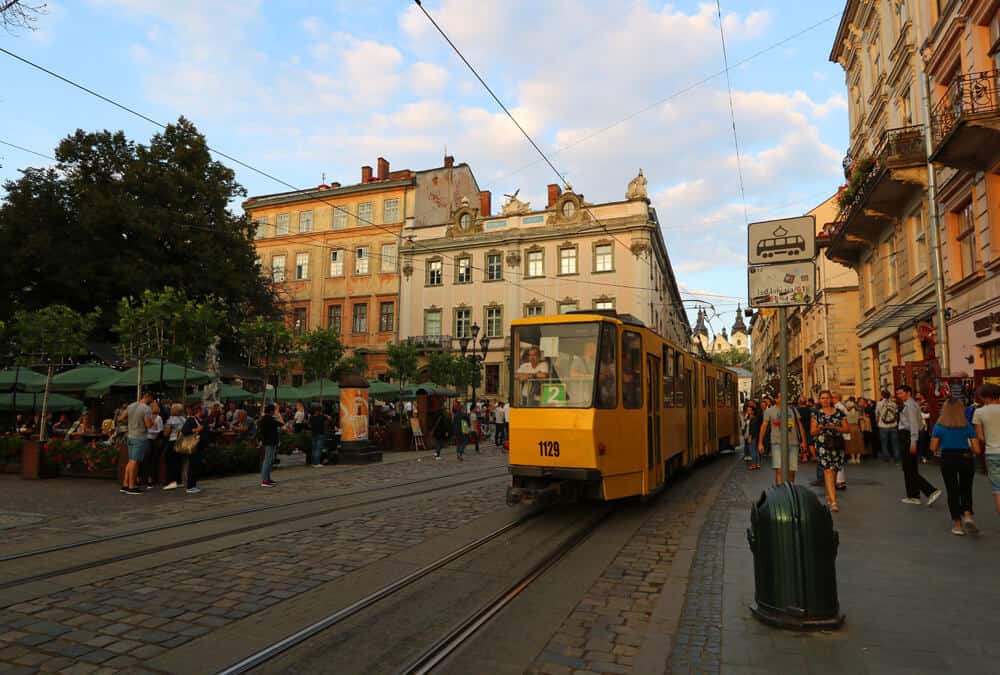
[930,398,982,535]
[876,390,900,463]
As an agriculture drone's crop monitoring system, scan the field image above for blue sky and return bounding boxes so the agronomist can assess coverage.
[1,0,849,334]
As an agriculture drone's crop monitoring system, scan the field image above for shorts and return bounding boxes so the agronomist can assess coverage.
[127,438,148,462]
[986,456,1000,495]
[771,444,799,471]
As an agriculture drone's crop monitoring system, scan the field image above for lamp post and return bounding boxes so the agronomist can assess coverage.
[458,322,491,409]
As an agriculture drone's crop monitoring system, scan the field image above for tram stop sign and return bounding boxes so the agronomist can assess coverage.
[747,216,816,265]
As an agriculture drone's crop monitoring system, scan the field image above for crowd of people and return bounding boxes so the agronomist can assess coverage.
[740,383,1000,535]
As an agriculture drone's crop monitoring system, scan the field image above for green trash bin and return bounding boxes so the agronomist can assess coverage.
[747,483,844,629]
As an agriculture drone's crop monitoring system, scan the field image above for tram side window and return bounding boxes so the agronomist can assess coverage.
[596,323,617,409]
[663,345,674,407]
[622,331,642,409]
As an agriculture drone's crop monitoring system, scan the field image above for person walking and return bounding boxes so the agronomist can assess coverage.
[309,404,329,468]
[876,390,901,463]
[494,402,505,446]
[259,404,283,487]
[972,383,1000,516]
[162,403,186,490]
[140,402,165,488]
[896,385,941,506]
[844,398,864,465]
[179,405,205,494]
[759,393,806,486]
[797,397,813,465]
[742,402,759,470]
[470,405,480,454]
[748,398,767,470]
[119,391,154,495]
[811,390,848,512]
[930,398,982,535]
[452,404,469,461]
[431,411,447,459]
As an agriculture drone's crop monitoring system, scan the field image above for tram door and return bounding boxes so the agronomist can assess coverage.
[646,353,662,488]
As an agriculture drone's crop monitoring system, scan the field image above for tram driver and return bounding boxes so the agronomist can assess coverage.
[516,346,549,405]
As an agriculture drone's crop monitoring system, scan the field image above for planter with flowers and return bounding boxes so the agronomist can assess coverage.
[35,439,119,479]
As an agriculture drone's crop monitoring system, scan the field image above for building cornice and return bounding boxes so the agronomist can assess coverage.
[243,177,416,211]
[830,0,861,64]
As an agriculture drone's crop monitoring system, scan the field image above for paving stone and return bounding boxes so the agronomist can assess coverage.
[0,665,40,675]
[24,623,71,638]
[14,635,50,647]
[75,650,114,665]
[105,640,142,655]
[37,656,73,672]
[54,643,91,659]
[101,655,137,668]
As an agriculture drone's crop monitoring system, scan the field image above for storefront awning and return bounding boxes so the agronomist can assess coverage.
[857,303,936,333]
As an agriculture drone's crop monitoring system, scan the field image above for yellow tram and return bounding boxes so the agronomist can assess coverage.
[507,311,739,505]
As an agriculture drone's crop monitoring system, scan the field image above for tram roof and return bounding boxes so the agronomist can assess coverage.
[511,310,647,329]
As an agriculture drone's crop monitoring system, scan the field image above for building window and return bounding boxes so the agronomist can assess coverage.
[357,201,373,225]
[594,299,615,310]
[525,303,544,317]
[380,243,397,273]
[526,250,544,277]
[253,216,269,239]
[908,206,927,277]
[864,255,876,307]
[298,210,313,233]
[292,308,307,335]
[984,341,1000,369]
[275,213,290,235]
[295,252,309,280]
[383,198,400,224]
[594,244,613,272]
[558,301,578,314]
[485,364,500,395]
[559,247,577,275]
[955,200,978,279]
[333,205,349,229]
[379,302,394,333]
[327,305,341,334]
[355,246,369,275]
[427,259,443,286]
[329,249,344,277]
[271,255,286,282]
[485,306,502,338]
[455,308,471,338]
[882,236,897,297]
[456,256,472,283]
[424,309,442,336]
[486,253,502,281]
[352,304,368,334]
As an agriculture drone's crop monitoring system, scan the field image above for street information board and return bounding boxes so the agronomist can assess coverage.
[747,215,816,265]
[748,261,816,308]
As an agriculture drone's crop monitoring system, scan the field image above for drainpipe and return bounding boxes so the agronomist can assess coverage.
[920,71,950,376]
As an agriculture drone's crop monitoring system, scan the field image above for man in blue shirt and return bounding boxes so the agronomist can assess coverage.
[896,385,941,505]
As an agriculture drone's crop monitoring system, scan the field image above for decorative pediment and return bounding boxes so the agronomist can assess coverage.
[505,250,522,268]
[402,263,413,279]
[546,191,590,227]
[445,206,483,238]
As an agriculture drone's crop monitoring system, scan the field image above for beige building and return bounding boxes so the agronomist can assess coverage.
[398,173,690,400]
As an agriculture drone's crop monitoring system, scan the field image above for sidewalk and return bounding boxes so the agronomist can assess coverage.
[718,458,1000,674]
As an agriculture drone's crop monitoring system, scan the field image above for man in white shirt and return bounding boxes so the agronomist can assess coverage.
[896,385,940,505]
[516,347,549,405]
[973,382,1000,515]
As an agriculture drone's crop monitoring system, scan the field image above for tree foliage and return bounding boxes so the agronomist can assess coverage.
[710,349,752,371]
[239,317,294,405]
[386,341,418,388]
[298,328,345,381]
[0,118,279,336]
[424,352,481,394]
[1,0,46,35]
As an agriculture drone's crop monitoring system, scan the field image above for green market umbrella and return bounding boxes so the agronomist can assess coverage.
[217,382,255,402]
[397,382,458,400]
[0,392,85,412]
[84,359,211,398]
[297,379,340,402]
[48,363,119,393]
[367,379,399,400]
[266,384,303,402]
[0,367,48,393]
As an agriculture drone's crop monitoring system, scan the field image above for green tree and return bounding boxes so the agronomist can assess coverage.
[334,354,367,379]
[386,341,418,390]
[452,356,481,395]
[297,328,345,404]
[0,119,279,337]
[426,351,455,387]
[12,305,97,441]
[711,349,752,371]
[240,317,295,408]
[167,297,223,403]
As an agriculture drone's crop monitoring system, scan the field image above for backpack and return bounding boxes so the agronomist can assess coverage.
[879,400,899,426]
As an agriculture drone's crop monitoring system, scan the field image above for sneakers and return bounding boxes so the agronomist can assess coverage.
[185,487,202,494]
[927,489,942,506]
[119,486,128,494]
[434,455,441,460]
[311,463,323,468]
[951,526,966,536]
[901,497,922,505]
[963,516,979,534]
[124,487,142,495]
[261,480,276,488]
[162,481,179,490]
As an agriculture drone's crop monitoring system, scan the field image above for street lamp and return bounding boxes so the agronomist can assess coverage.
[459,322,491,408]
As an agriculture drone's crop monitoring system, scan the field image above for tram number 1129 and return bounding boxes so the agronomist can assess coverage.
[539,440,560,457]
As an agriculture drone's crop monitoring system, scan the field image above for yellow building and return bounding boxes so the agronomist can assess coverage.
[245,156,481,378]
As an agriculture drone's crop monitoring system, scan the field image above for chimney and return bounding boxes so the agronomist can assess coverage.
[547,183,562,208]
[361,165,373,183]
[329,181,341,189]
[479,190,491,217]
[377,157,389,180]
[443,155,455,168]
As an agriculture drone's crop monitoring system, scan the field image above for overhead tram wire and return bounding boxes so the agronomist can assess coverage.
[715,0,749,227]
[0,139,56,161]
[476,10,843,191]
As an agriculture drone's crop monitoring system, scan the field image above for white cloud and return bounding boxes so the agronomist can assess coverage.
[409,62,449,96]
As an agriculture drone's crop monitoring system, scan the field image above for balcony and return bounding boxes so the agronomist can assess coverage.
[930,70,1000,170]
[826,125,927,266]
[406,335,453,351]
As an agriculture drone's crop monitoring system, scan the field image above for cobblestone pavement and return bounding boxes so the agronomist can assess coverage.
[527,458,734,675]
[1,443,507,548]
[0,466,509,673]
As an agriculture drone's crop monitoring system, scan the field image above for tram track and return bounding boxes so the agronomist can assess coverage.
[214,505,613,675]
[0,466,509,591]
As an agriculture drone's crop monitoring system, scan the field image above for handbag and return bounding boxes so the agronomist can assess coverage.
[176,433,200,455]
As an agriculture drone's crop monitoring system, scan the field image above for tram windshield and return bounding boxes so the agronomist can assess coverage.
[511,322,616,408]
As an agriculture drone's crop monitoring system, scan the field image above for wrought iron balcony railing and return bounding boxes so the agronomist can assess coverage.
[406,335,453,350]
[931,70,1000,149]
[876,124,925,167]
